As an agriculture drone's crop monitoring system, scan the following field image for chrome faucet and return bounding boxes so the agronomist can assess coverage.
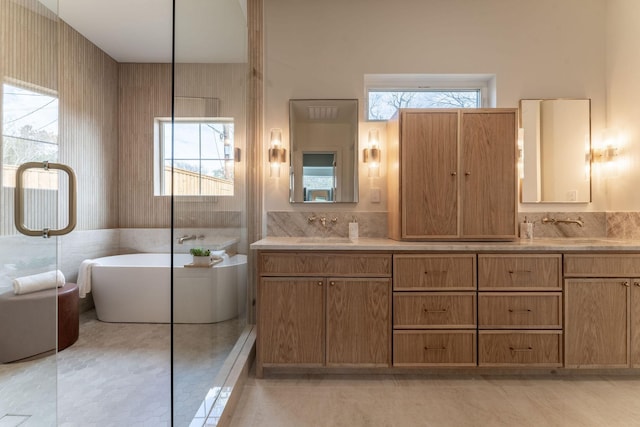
[541,217,584,227]
[177,234,197,244]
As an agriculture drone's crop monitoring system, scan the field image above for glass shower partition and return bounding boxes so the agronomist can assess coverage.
[171,0,249,425]
[0,1,61,425]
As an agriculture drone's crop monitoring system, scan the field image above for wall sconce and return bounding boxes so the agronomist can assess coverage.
[592,129,620,163]
[268,128,286,178]
[592,145,618,162]
[363,129,381,177]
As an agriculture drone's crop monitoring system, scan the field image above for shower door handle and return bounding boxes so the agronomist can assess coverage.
[14,161,77,238]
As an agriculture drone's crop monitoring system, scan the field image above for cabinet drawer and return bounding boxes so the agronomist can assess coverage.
[259,252,392,277]
[478,254,561,290]
[393,330,477,366]
[564,254,640,277]
[478,331,562,366]
[478,293,562,329]
[393,254,476,290]
[393,293,476,329]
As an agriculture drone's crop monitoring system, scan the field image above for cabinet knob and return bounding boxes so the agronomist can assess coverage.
[330,281,336,286]
[622,281,630,287]
[317,281,323,286]
[450,171,457,176]
[464,171,471,176]
[634,281,640,287]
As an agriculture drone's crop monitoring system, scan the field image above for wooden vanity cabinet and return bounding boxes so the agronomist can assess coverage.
[387,108,518,241]
[392,254,477,367]
[564,254,640,368]
[259,277,325,368]
[257,252,392,376]
[477,254,563,367]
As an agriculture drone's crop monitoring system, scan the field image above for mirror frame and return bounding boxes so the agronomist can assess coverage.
[288,99,359,203]
[519,98,592,204]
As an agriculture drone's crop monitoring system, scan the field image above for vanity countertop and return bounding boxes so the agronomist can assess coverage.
[250,236,640,252]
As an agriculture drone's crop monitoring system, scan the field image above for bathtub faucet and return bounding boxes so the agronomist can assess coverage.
[177,234,197,244]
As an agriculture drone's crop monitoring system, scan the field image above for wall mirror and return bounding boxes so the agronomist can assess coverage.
[519,98,591,203]
[289,99,358,203]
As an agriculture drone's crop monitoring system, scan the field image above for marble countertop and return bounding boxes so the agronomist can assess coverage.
[250,236,640,252]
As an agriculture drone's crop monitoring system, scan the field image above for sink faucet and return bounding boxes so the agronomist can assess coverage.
[177,234,197,244]
[541,217,584,227]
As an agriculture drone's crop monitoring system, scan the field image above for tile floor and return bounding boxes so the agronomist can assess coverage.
[0,310,245,427]
[229,371,640,427]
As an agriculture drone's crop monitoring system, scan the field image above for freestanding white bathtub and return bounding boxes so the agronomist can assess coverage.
[91,253,247,324]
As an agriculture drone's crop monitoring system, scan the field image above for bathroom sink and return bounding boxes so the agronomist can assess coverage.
[296,237,353,244]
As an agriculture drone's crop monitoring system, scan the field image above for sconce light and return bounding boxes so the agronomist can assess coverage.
[268,128,286,178]
[592,129,620,163]
[517,128,524,179]
[363,129,381,177]
[592,146,618,162]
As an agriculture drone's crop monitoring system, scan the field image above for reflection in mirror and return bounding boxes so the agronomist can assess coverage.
[519,99,591,203]
[289,99,358,203]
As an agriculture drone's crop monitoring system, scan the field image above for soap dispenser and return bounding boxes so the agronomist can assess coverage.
[348,217,359,241]
[520,217,534,240]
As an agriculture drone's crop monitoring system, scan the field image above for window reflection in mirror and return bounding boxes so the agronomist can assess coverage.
[519,99,591,203]
[289,99,358,203]
[302,153,335,201]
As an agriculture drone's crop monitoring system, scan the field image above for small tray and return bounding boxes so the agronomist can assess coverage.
[183,257,224,268]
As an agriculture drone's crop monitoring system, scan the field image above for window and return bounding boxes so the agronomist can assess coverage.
[302,153,335,202]
[365,74,494,121]
[157,119,235,196]
[2,82,59,189]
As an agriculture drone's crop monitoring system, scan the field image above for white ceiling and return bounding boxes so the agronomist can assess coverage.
[39,0,247,63]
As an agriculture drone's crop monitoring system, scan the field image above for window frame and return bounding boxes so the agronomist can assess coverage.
[2,80,60,189]
[154,117,235,197]
[364,74,495,121]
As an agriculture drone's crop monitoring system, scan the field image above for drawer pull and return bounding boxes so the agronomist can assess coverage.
[424,346,447,351]
[424,270,447,275]
[509,346,533,352]
[508,308,532,313]
[423,307,448,313]
[508,270,532,274]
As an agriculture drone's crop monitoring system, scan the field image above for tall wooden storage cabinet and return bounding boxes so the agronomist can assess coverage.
[387,109,518,240]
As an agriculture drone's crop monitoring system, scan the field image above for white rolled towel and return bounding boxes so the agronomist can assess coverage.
[13,270,65,295]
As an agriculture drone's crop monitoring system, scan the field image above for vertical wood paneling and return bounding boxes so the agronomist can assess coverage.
[1,0,58,235]
[1,2,119,234]
[119,63,247,229]
[118,63,172,228]
[58,21,119,230]
[247,0,263,324]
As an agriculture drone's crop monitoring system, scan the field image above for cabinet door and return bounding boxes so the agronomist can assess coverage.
[632,280,640,367]
[326,278,391,366]
[564,278,630,368]
[258,278,325,367]
[401,111,458,238]
[460,110,517,238]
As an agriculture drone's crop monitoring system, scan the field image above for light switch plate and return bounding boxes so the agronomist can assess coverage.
[370,188,381,203]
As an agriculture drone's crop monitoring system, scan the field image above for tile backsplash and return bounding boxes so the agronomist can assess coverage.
[267,211,387,238]
[517,212,607,238]
[268,211,640,240]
